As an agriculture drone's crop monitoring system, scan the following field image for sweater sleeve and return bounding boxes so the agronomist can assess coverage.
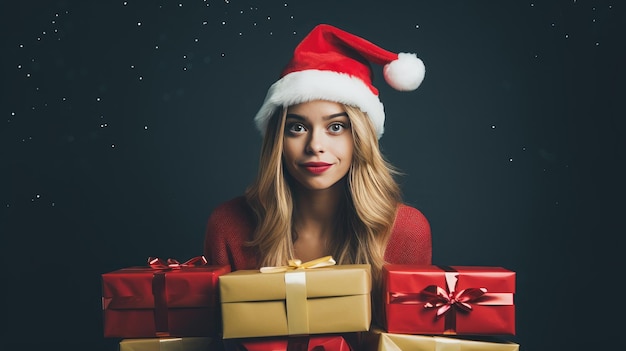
[384,204,432,265]
[203,196,259,271]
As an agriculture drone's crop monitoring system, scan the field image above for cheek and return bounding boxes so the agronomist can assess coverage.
[338,140,354,161]
[282,140,299,163]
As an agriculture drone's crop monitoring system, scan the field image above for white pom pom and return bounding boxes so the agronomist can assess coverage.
[383,52,425,91]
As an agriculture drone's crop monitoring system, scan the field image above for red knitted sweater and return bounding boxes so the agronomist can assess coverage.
[203,196,432,269]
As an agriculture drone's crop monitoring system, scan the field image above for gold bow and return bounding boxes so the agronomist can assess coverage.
[260,255,336,273]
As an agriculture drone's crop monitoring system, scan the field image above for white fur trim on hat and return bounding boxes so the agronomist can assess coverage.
[383,53,426,91]
[254,69,386,139]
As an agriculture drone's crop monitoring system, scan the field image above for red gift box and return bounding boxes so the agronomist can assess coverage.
[101,256,231,338]
[223,335,355,351]
[382,265,515,336]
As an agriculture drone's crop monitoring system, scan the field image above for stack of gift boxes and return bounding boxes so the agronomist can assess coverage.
[101,256,230,351]
[101,256,519,351]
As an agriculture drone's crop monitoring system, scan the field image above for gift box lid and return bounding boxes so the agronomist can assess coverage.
[379,333,519,351]
[219,264,371,303]
[383,265,515,293]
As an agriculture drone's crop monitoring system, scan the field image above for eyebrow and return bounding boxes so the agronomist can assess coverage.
[285,112,349,120]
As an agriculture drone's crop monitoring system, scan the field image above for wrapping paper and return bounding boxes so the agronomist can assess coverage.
[102,257,231,338]
[383,265,515,335]
[219,264,371,338]
[119,337,213,351]
[376,333,519,351]
[223,335,354,351]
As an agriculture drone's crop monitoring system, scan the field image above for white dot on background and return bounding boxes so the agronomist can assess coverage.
[509,158,513,162]
[111,144,115,148]
[137,22,142,26]
[491,125,496,129]
[144,125,148,130]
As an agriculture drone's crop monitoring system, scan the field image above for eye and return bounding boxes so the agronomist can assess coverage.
[328,122,348,134]
[286,122,307,135]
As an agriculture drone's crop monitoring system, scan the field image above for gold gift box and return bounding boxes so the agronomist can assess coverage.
[219,264,371,339]
[374,333,519,351]
[119,337,213,351]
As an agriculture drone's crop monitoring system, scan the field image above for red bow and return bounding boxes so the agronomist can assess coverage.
[148,255,207,269]
[420,272,487,318]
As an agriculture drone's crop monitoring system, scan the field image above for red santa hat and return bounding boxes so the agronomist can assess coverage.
[254,23,425,139]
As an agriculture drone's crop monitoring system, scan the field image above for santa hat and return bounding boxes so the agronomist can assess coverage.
[253,24,425,139]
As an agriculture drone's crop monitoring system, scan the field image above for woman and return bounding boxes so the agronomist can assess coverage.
[203,24,431,324]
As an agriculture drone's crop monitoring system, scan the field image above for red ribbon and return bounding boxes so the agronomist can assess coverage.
[389,268,490,334]
[147,255,207,336]
[148,255,208,269]
[421,271,487,333]
[420,280,487,318]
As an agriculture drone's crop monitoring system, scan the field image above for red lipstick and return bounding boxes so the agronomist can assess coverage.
[302,162,332,174]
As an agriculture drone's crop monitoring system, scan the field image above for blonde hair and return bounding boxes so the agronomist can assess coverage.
[245,103,402,278]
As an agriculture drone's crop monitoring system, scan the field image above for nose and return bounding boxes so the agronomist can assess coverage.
[306,129,325,154]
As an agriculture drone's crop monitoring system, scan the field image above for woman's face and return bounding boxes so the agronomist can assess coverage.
[283,100,354,191]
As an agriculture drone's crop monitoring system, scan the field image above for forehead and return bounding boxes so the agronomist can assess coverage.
[286,100,346,118]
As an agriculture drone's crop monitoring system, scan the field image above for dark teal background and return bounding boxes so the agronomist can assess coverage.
[2,1,624,350]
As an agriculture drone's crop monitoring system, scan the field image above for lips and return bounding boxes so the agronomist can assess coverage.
[302,162,332,174]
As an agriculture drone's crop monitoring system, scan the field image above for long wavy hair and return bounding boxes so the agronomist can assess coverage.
[244,103,402,282]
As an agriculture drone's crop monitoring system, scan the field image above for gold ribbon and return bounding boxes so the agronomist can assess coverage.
[259,255,336,273]
[285,271,308,335]
[259,256,336,335]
